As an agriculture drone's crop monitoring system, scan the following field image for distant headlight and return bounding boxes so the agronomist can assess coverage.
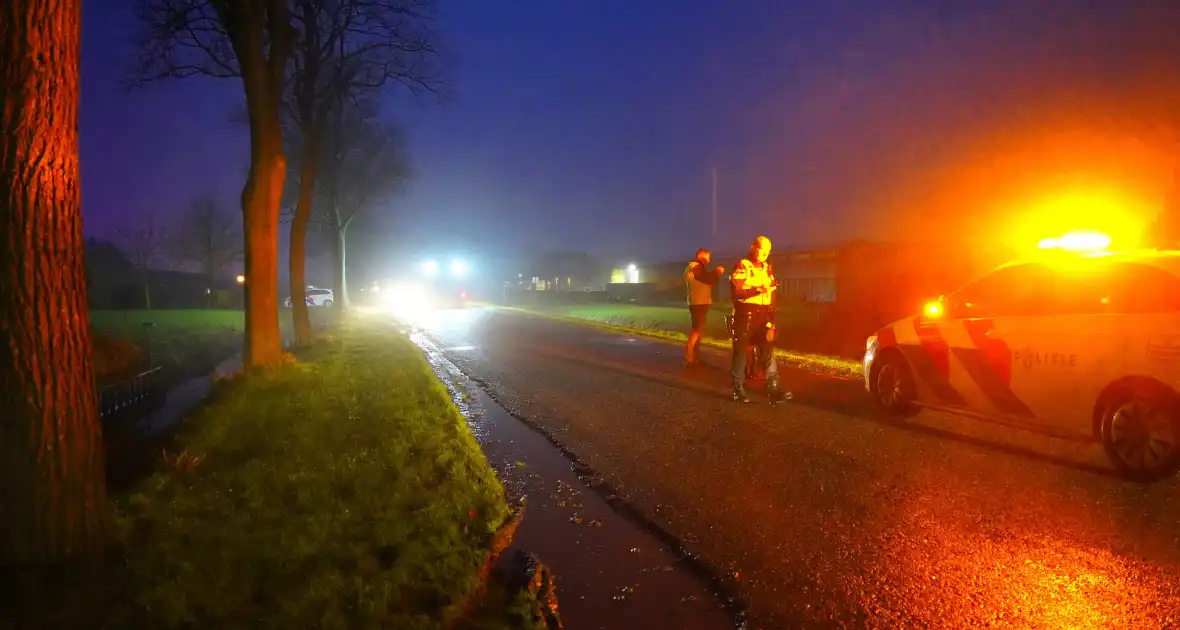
[385,282,432,318]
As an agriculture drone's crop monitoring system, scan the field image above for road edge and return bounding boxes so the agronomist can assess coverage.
[411,326,754,630]
[489,304,863,381]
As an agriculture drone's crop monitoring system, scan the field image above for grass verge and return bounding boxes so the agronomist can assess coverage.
[90,309,245,383]
[17,316,541,630]
[90,308,333,384]
[500,303,863,378]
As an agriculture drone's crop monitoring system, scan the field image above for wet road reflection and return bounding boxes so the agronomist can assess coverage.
[408,306,1180,629]
[414,331,737,629]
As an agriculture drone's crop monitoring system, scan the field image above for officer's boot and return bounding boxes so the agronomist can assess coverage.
[766,375,789,404]
[732,379,750,403]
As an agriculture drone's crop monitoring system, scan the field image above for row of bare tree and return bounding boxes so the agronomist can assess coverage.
[118,197,242,309]
[0,0,437,568]
[132,0,438,359]
[277,93,411,342]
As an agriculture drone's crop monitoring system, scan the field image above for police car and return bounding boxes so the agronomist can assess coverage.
[864,237,1180,482]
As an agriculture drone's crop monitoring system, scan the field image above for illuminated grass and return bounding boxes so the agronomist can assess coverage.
[503,303,863,378]
[89,308,335,383]
[90,307,334,343]
[90,308,247,337]
[29,317,537,629]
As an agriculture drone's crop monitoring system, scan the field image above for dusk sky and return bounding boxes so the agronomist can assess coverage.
[82,1,1180,275]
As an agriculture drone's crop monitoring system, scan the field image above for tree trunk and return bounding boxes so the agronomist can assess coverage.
[329,210,350,310]
[0,0,110,565]
[141,264,152,311]
[240,146,286,366]
[336,227,348,309]
[238,52,286,368]
[288,134,317,346]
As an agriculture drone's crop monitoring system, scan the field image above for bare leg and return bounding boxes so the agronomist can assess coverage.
[685,329,702,364]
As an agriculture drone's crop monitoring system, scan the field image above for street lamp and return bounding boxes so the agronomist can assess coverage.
[626,263,639,283]
[235,274,247,311]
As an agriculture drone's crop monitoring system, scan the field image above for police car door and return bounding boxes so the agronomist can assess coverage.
[940,262,1058,425]
[1014,260,1180,431]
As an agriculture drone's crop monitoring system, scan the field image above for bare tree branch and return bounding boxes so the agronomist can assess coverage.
[125,0,241,86]
[128,0,298,364]
[318,94,412,228]
[116,208,168,269]
[168,195,244,278]
[115,208,171,310]
[279,0,440,247]
[287,0,447,133]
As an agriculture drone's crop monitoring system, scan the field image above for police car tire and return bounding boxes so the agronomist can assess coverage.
[323,299,333,307]
[872,350,915,415]
[1099,381,1180,483]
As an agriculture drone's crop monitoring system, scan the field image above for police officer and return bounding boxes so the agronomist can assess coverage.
[684,248,724,368]
[729,235,786,403]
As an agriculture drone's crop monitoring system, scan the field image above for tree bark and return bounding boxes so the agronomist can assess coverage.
[240,137,285,367]
[288,132,317,346]
[235,13,288,369]
[0,0,111,565]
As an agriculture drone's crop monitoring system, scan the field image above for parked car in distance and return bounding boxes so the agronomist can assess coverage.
[284,287,334,308]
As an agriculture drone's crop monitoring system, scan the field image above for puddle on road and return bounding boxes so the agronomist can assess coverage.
[413,332,741,630]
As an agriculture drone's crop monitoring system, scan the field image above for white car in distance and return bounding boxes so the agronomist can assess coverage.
[284,287,334,307]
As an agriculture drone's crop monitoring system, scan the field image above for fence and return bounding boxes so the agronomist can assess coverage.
[98,367,164,420]
[772,250,837,303]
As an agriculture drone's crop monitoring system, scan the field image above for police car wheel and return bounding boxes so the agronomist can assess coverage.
[1100,387,1180,483]
[873,351,914,414]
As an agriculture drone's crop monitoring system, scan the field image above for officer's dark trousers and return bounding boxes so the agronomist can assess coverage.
[730,304,778,387]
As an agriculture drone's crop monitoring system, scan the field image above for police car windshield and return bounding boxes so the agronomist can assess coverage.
[946,263,1054,318]
[946,259,1180,318]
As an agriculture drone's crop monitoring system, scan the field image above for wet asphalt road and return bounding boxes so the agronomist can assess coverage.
[412,306,1180,629]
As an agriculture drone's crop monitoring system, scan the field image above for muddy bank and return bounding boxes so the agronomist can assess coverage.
[413,331,743,630]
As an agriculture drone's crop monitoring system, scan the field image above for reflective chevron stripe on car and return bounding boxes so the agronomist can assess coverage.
[953,318,1037,418]
[901,317,969,407]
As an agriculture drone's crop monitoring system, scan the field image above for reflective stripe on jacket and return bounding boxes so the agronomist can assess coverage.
[730,257,774,306]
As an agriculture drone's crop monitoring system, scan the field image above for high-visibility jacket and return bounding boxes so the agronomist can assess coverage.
[730,257,775,306]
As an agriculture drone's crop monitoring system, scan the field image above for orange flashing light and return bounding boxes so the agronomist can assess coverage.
[1036,230,1112,253]
[923,300,944,318]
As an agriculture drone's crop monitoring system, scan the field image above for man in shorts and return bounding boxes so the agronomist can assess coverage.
[684,248,724,368]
